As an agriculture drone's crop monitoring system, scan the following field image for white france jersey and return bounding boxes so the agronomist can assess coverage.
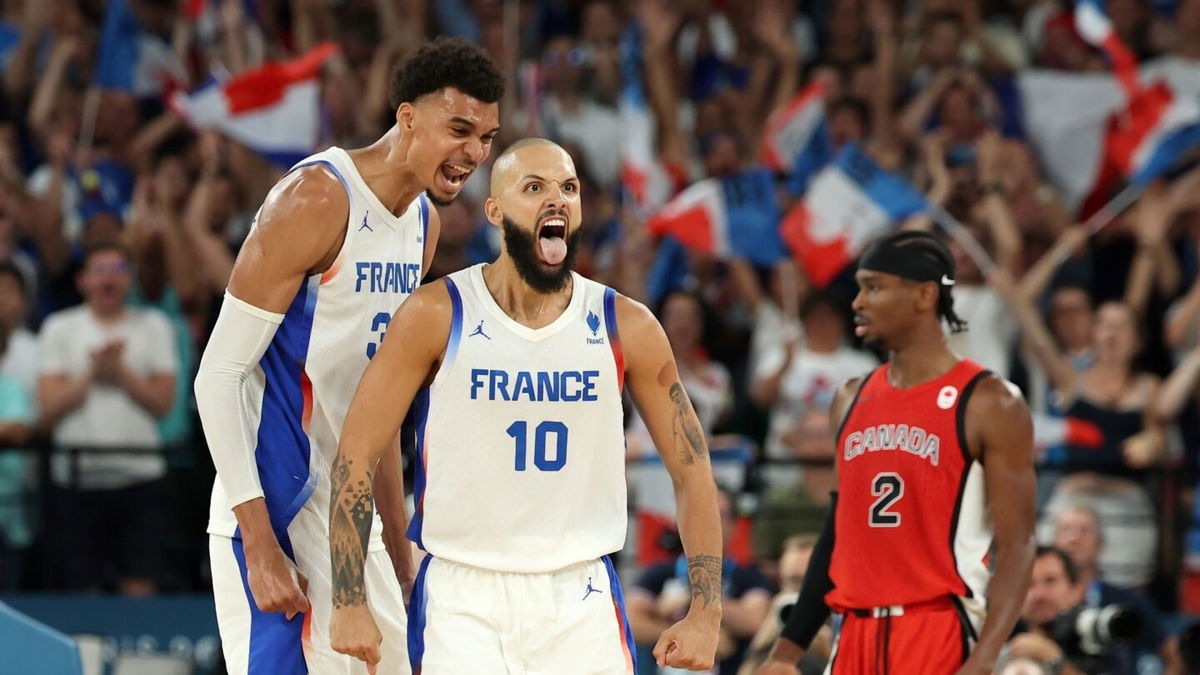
[410,264,628,573]
[207,147,430,555]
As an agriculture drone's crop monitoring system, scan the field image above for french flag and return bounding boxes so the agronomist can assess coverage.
[760,80,831,176]
[1074,0,1140,99]
[95,0,186,96]
[646,168,786,266]
[780,144,927,287]
[1032,413,1105,453]
[169,43,339,167]
[1080,81,1200,215]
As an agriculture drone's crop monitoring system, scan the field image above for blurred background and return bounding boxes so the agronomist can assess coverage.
[1,0,1200,673]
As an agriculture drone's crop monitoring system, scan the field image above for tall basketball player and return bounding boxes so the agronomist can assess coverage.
[193,38,504,674]
[326,138,724,673]
[759,231,1036,674]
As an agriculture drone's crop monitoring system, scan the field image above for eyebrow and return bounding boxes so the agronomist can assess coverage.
[520,174,579,183]
[448,117,501,135]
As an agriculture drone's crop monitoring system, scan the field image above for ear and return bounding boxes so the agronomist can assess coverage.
[396,102,415,132]
[913,281,940,314]
[484,197,503,227]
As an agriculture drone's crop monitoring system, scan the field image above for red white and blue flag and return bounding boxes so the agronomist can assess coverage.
[1074,0,1140,98]
[780,144,927,287]
[760,81,830,174]
[646,168,786,265]
[169,43,339,167]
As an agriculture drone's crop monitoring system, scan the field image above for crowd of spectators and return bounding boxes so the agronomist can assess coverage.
[1,0,1200,673]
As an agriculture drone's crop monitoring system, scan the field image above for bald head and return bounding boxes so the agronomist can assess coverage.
[490,138,573,194]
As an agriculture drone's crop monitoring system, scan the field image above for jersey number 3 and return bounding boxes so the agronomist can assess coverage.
[507,420,568,471]
[869,472,904,527]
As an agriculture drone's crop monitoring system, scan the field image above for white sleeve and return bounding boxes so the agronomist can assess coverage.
[194,291,284,509]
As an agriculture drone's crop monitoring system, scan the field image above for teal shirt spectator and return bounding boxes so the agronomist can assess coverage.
[0,375,34,549]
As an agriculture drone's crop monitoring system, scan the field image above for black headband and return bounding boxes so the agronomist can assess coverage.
[858,231,956,287]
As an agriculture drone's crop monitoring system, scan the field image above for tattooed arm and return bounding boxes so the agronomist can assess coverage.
[328,283,451,665]
[618,296,723,671]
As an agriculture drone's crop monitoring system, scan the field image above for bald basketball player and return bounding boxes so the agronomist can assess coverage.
[326,138,724,674]
[194,38,504,674]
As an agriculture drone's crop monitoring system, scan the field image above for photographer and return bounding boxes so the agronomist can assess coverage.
[1052,505,1172,673]
[1007,546,1143,674]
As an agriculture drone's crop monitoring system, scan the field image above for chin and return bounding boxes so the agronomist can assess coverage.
[426,188,457,208]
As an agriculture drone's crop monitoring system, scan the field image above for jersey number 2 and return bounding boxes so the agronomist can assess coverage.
[869,472,904,527]
[507,420,568,471]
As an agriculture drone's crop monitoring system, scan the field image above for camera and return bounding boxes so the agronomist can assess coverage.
[1053,604,1141,673]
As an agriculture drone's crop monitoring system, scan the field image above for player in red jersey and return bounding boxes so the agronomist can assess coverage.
[759,230,1036,674]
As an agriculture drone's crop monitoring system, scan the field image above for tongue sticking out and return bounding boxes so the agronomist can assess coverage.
[539,236,567,265]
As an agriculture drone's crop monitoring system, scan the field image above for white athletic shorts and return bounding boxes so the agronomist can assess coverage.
[408,555,636,674]
[209,508,409,674]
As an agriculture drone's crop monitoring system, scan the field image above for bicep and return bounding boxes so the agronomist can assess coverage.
[227,171,347,313]
[978,383,1036,540]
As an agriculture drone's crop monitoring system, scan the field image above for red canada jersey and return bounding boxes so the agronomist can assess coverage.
[826,359,993,612]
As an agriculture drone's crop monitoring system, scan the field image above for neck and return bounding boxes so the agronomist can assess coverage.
[481,258,573,327]
[1091,357,1130,376]
[1078,565,1099,589]
[89,303,125,323]
[886,324,960,388]
[347,125,424,215]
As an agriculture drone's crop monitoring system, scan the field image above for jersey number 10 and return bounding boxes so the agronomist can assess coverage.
[506,420,569,471]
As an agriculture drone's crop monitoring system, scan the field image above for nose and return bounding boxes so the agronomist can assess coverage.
[463,136,486,164]
[851,288,866,312]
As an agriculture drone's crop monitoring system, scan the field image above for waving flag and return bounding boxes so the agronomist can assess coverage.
[761,81,831,176]
[646,168,786,265]
[780,144,927,287]
[1110,82,1200,185]
[1074,0,1140,98]
[169,43,339,167]
[95,0,186,96]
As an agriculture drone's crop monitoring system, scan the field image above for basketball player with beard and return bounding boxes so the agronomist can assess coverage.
[326,138,724,673]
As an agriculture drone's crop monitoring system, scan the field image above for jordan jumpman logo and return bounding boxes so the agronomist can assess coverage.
[469,321,491,340]
[581,577,603,600]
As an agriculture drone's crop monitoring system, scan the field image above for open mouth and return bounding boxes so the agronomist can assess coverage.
[439,162,472,188]
[536,214,568,265]
[854,315,869,337]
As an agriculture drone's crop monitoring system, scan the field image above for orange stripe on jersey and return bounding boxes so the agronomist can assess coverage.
[320,257,342,285]
[300,370,313,430]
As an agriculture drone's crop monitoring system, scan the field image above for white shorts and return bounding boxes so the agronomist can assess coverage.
[409,555,636,674]
[210,508,409,674]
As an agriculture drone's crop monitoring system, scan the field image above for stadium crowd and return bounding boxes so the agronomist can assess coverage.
[1,0,1200,673]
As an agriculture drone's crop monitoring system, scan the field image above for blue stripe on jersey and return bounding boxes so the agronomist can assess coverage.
[603,287,620,344]
[406,386,431,550]
[406,555,433,673]
[294,159,351,195]
[603,555,638,672]
[443,278,464,369]
[232,538,306,674]
[241,276,320,558]
[418,193,430,246]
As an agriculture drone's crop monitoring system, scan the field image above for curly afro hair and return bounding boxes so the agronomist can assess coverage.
[389,37,505,110]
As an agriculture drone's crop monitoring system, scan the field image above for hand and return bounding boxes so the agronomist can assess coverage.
[244,541,309,619]
[90,341,125,384]
[753,0,796,59]
[330,604,383,666]
[1122,430,1162,468]
[654,612,720,671]
[1133,182,1171,248]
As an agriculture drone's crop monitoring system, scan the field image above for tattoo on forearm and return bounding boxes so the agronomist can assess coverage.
[329,454,374,609]
[687,554,723,609]
[669,383,708,465]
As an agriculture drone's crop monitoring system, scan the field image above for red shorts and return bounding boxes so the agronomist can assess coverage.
[827,598,976,674]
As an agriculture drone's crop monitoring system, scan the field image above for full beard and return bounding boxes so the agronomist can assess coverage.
[502,215,580,294]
